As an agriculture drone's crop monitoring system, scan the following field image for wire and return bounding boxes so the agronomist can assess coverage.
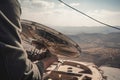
[58,0,120,30]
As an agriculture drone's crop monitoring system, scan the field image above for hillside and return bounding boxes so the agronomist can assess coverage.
[67,32,120,68]
[52,26,120,35]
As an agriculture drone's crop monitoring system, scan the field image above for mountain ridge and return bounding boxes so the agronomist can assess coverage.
[51,26,120,35]
[67,32,120,68]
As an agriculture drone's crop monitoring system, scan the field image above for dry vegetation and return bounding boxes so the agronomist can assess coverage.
[68,32,120,68]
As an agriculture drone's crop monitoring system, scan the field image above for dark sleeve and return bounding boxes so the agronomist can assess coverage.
[0,0,44,80]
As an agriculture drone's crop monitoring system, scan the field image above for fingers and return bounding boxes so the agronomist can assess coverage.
[40,55,58,69]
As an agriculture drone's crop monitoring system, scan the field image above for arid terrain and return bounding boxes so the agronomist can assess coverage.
[67,32,120,68]
[21,22,120,79]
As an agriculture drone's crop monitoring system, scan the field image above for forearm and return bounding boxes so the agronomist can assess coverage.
[40,54,58,70]
[0,0,43,79]
[0,12,43,80]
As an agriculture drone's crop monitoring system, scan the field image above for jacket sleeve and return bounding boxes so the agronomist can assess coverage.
[0,0,44,80]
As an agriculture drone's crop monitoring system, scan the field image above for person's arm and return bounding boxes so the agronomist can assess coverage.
[0,0,57,80]
[0,0,43,80]
[38,54,58,70]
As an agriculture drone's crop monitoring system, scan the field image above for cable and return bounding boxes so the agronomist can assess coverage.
[58,0,120,30]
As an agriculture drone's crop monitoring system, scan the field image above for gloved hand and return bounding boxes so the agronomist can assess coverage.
[27,49,53,62]
[35,53,58,80]
[29,48,58,69]
[40,52,58,70]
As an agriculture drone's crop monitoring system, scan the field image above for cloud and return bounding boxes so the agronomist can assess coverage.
[87,10,120,26]
[58,2,80,8]
[70,3,80,7]
[20,0,55,11]
[58,3,66,8]
[31,0,55,9]
[21,0,120,27]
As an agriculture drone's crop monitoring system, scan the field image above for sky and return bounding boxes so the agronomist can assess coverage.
[19,0,120,27]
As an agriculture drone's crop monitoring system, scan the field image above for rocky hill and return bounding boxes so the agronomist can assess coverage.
[67,32,120,68]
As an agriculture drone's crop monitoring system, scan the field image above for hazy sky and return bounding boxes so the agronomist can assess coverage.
[20,0,120,27]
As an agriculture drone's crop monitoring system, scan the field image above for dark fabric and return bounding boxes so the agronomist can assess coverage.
[36,61,45,77]
[0,0,22,29]
[0,0,44,80]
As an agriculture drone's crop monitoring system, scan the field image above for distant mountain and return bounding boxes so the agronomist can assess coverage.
[68,32,120,48]
[52,26,120,35]
[66,32,120,68]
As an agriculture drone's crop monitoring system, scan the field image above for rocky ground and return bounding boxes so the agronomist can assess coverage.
[66,32,120,80]
[68,32,120,68]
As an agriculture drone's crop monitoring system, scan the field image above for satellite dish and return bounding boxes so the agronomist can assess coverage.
[21,19,81,58]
